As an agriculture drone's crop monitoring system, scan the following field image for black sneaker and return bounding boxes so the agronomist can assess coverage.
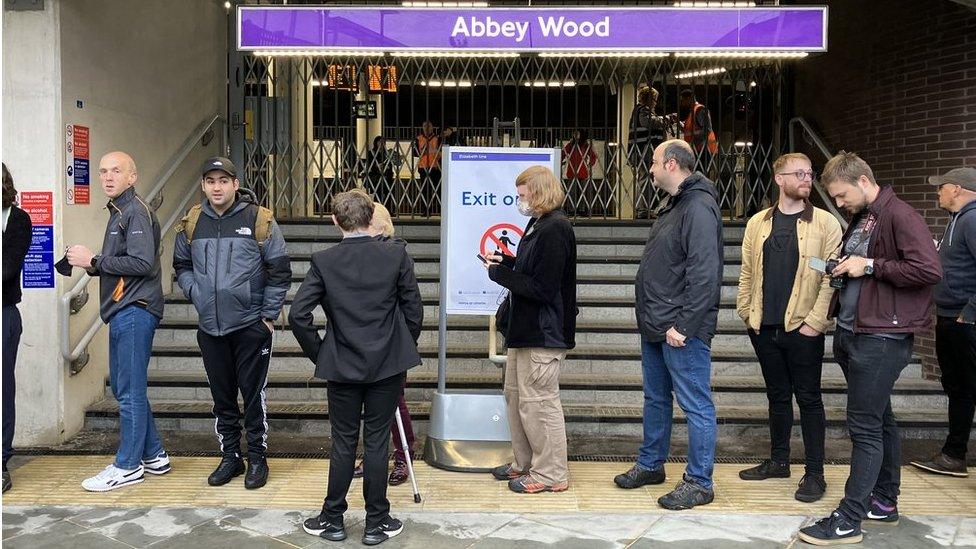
[244,457,269,489]
[490,463,527,481]
[797,511,863,545]
[614,464,666,489]
[207,456,245,486]
[303,513,346,541]
[795,473,826,503]
[865,495,899,525]
[362,517,404,546]
[739,459,791,481]
[657,475,714,510]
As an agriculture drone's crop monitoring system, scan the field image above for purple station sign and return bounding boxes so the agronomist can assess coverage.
[238,6,827,52]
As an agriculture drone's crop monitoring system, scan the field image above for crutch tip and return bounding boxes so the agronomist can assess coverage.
[414,494,422,503]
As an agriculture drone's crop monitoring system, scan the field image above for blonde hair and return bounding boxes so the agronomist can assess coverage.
[516,165,565,214]
[772,152,811,175]
[371,202,395,238]
[821,150,876,186]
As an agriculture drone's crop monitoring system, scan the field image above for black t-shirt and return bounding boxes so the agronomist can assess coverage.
[761,209,802,326]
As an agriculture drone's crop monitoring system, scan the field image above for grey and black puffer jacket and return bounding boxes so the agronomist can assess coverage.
[173,189,291,336]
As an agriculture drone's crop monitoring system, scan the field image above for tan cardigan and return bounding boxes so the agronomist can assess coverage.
[736,201,844,333]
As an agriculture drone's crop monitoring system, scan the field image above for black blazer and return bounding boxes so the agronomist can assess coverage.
[488,209,577,349]
[3,206,32,307]
[288,236,423,383]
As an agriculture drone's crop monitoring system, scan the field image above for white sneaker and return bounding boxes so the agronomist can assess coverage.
[141,453,171,475]
[81,464,145,492]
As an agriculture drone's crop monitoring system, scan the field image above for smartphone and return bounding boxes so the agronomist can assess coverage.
[477,254,489,264]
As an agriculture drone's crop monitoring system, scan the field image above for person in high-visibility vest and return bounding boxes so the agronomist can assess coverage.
[679,90,719,173]
[412,121,441,216]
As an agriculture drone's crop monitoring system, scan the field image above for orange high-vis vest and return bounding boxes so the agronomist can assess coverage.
[416,133,441,170]
[683,103,719,155]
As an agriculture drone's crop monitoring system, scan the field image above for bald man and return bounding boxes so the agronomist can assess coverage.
[67,151,169,492]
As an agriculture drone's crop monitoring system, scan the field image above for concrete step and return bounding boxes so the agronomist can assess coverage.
[83,398,949,440]
[123,371,946,411]
[148,344,924,379]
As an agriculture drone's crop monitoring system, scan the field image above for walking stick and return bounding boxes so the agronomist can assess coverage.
[394,407,422,503]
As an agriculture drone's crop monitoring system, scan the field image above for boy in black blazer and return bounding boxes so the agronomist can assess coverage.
[289,191,422,546]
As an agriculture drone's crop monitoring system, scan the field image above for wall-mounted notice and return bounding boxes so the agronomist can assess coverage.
[20,191,55,289]
[65,124,90,204]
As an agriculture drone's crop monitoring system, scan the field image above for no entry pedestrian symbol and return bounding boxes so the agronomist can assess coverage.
[480,223,523,257]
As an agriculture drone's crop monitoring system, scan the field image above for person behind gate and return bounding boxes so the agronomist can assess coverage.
[614,139,722,511]
[289,191,423,545]
[736,152,843,503]
[484,165,578,494]
[66,151,170,492]
[172,156,291,490]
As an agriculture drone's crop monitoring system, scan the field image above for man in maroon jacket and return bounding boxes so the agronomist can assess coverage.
[798,152,942,546]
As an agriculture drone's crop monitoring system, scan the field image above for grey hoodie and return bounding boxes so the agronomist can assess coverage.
[173,190,291,336]
[934,199,976,322]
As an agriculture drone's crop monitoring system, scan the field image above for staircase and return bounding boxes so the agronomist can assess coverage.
[84,219,949,448]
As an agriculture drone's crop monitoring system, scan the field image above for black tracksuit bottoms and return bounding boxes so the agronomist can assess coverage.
[197,320,273,460]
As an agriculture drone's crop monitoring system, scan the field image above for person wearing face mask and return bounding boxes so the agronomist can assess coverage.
[483,165,578,494]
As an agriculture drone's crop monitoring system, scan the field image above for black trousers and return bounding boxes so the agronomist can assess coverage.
[197,321,273,459]
[936,315,976,460]
[834,327,914,522]
[2,305,23,469]
[323,372,405,529]
[748,326,827,475]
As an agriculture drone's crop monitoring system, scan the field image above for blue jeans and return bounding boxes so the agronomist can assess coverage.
[109,305,165,469]
[637,337,717,489]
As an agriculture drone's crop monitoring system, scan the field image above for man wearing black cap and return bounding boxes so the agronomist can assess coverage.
[911,167,976,478]
[173,157,291,489]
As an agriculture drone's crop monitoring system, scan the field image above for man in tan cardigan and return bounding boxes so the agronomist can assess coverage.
[736,152,843,503]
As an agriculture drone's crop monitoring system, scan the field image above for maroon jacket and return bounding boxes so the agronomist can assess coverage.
[828,186,942,334]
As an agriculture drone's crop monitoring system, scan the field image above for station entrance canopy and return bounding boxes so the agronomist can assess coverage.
[238,6,827,54]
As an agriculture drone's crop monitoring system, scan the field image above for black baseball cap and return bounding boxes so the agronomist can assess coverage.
[201,156,237,178]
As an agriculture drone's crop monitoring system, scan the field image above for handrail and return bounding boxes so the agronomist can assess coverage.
[60,114,226,374]
[787,117,849,231]
[487,315,506,366]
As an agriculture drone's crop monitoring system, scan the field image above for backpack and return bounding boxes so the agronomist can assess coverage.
[178,203,274,247]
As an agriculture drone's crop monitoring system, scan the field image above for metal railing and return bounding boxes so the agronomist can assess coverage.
[60,113,226,374]
[787,117,849,231]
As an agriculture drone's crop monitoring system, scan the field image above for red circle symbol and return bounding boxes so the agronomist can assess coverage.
[480,223,524,257]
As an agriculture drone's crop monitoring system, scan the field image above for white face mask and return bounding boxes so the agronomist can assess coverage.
[517,200,534,217]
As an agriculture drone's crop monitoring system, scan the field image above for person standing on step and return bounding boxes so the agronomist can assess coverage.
[290,191,422,545]
[614,139,722,511]
[910,167,976,478]
[797,151,941,546]
[172,157,291,490]
[484,165,577,495]
[736,153,843,503]
[66,151,169,492]
[2,164,32,494]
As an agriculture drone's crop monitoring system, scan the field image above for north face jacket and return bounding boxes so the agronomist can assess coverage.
[173,190,291,336]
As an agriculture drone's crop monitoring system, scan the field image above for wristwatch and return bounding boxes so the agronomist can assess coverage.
[90,254,101,270]
[864,259,874,276]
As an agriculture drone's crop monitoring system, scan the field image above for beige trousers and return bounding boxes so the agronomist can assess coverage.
[504,347,569,486]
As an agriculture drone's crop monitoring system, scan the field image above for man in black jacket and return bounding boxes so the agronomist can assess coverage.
[289,191,422,546]
[614,139,723,511]
[2,164,32,493]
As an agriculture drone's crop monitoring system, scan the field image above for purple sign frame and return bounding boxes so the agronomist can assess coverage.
[238,6,827,52]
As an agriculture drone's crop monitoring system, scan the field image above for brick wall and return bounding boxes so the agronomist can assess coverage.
[792,0,976,377]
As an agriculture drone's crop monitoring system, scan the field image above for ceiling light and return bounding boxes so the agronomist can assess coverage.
[539,52,670,58]
[674,67,727,79]
[674,51,809,59]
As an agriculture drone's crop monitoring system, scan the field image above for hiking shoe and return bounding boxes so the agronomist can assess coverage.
[910,453,968,477]
[141,452,171,475]
[388,461,409,486]
[362,516,404,545]
[490,463,527,481]
[303,513,346,541]
[614,464,666,489]
[208,456,245,486]
[2,470,10,493]
[508,475,569,494]
[657,475,714,510]
[353,461,364,478]
[797,511,862,545]
[739,459,791,481]
[865,495,899,525]
[82,464,145,492]
[244,457,269,489]
[795,473,827,503]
